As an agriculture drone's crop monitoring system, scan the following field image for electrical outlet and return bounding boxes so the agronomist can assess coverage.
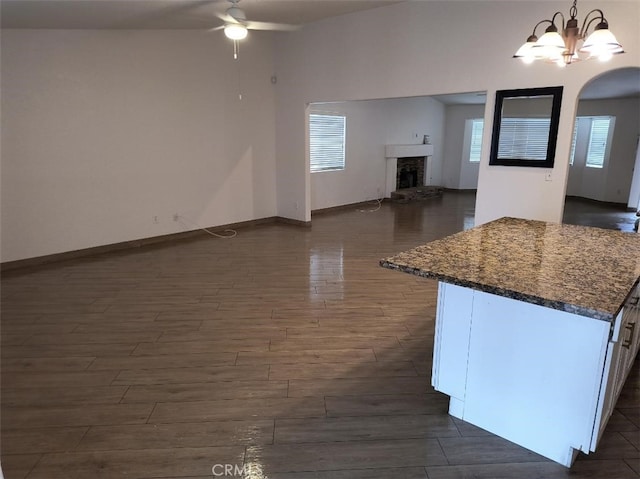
[545,172,552,182]
[294,202,299,210]
[173,214,179,222]
[152,216,159,224]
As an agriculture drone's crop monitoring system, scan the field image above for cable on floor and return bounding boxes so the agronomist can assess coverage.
[358,198,383,213]
[175,215,237,239]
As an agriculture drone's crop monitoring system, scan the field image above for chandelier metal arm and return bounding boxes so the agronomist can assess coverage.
[549,11,566,31]
[580,9,606,37]
[530,19,552,37]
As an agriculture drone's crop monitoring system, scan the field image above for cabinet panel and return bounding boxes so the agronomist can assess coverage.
[463,290,610,465]
[591,339,622,450]
[432,283,473,403]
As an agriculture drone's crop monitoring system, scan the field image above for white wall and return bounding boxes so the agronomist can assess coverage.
[3,3,638,262]
[381,97,446,188]
[310,96,445,210]
[309,101,385,211]
[442,104,486,189]
[1,30,278,262]
[273,1,640,225]
[566,98,640,203]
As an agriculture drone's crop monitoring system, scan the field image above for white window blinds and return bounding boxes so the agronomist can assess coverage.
[585,117,611,168]
[569,123,578,166]
[309,114,346,172]
[497,118,551,161]
[469,119,483,163]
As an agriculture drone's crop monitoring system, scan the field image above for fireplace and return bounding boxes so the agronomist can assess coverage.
[396,157,425,190]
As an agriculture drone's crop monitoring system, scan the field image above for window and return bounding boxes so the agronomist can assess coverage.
[569,116,613,167]
[569,123,578,165]
[585,117,611,168]
[309,113,346,172]
[469,119,483,163]
[497,118,551,161]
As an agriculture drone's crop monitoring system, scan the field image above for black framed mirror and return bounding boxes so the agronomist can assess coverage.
[489,86,563,168]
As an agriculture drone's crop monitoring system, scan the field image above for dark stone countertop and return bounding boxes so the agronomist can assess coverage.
[380,217,640,322]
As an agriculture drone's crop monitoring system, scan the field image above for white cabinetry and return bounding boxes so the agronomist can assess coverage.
[432,282,640,467]
[591,284,640,448]
[621,287,640,371]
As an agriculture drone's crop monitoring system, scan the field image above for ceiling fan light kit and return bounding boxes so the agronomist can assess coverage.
[513,0,624,66]
[215,0,298,59]
[223,3,248,40]
[224,23,248,40]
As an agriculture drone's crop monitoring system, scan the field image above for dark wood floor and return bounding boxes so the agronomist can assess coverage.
[2,192,639,478]
[563,196,638,233]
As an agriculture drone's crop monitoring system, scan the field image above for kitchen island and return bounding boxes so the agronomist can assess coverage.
[381,217,640,467]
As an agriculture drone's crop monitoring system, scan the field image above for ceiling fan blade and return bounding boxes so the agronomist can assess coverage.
[213,10,239,24]
[115,0,222,29]
[208,25,225,32]
[246,20,300,32]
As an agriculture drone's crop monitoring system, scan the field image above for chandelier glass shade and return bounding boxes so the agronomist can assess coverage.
[513,0,624,66]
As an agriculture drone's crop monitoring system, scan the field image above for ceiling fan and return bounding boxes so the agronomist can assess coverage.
[209,0,299,58]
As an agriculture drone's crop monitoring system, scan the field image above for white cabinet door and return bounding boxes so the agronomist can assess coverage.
[432,283,473,407]
[622,290,640,372]
[591,338,623,450]
[591,286,640,450]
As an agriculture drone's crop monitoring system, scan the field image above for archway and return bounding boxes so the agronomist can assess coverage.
[562,67,640,232]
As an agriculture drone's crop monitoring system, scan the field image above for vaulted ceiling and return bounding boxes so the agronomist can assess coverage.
[3,0,637,102]
[1,0,403,29]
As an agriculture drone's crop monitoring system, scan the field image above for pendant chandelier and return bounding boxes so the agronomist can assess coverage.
[513,0,624,67]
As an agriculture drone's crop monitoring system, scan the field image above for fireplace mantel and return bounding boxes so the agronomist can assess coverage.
[385,144,434,158]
